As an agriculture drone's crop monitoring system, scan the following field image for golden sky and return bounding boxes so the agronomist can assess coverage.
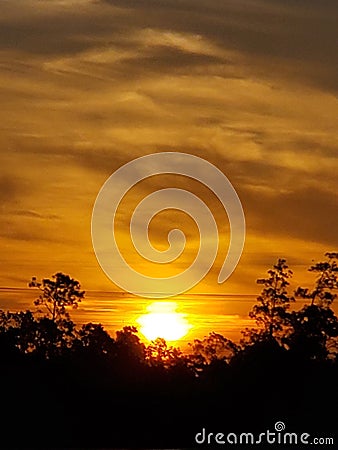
[0,0,337,302]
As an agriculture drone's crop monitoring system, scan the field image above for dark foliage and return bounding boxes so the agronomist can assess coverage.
[0,259,337,448]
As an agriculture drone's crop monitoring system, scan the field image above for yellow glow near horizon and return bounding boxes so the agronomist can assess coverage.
[137,302,192,342]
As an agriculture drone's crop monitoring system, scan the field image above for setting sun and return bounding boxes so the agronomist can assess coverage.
[137,302,192,342]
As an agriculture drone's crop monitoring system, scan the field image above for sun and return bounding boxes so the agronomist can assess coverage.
[137,302,192,342]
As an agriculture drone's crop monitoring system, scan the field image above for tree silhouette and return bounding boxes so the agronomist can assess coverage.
[286,253,338,360]
[286,305,338,360]
[77,322,116,356]
[244,259,294,344]
[295,252,338,307]
[0,310,36,355]
[188,332,239,373]
[115,326,145,365]
[0,309,77,359]
[29,272,85,321]
[145,337,186,369]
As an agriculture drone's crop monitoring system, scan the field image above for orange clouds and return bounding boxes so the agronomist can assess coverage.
[0,0,337,298]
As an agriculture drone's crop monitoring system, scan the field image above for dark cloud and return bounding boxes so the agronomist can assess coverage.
[0,0,336,91]
[0,175,26,205]
[0,2,126,56]
[100,0,338,91]
[11,210,60,220]
[240,184,338,247]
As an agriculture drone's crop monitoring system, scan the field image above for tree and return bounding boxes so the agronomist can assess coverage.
[145,338,186,369]
[286,253,338,360]
[294,252,338,307]
[0,310,36,356]
[29,272,85,321]
[187,332,239,374]
[244,259,294,344]
[115,326,145,365]
[0,310,76,359]
[77,322,116,356]
[286,305,338,360]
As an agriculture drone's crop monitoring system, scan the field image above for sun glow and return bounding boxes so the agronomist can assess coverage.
[137,302,192,342]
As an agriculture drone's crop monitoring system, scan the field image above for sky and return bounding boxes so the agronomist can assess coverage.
[0,0,337,308]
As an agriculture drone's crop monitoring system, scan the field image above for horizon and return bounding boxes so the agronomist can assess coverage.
[2,277,338,346]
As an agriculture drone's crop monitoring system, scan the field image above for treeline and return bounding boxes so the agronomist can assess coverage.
[0,254,337,448]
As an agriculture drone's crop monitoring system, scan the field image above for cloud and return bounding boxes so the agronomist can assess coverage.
[0,0,337,295]
[240,184,338,247]
[0,175,23,204]
[99,0,338,92]
[0,0,336,91]
[10,210,60,220]
[0,0,124,56]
